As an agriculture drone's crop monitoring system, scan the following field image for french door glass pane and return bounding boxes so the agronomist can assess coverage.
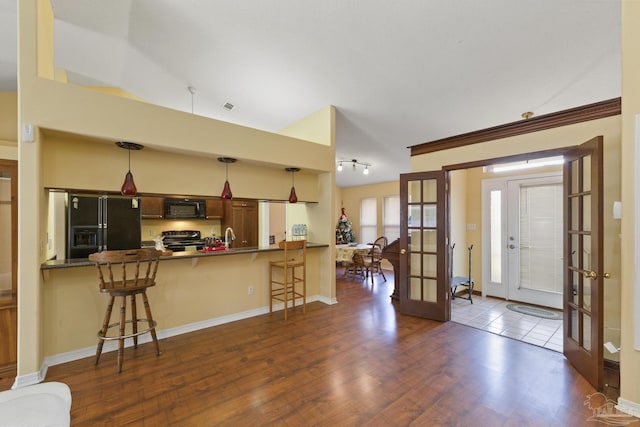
[423,180,437,202]
[422,229,437,252]
[423,204,437,228]
[583,314,592,351]
[582,195,591,232]
[582,155,591,192]
[571,159,580,193]
[571,271,580,305]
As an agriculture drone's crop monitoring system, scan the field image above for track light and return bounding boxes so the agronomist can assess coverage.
[336,159,371,175]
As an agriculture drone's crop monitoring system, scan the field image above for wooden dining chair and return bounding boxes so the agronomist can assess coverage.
[349,252,372,281]
[88,248,162,373]
[269,240,307,320]
[367,236,388,283]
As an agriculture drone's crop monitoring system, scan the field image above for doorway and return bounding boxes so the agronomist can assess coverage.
[0,160,17,378]
[482,172,563,309]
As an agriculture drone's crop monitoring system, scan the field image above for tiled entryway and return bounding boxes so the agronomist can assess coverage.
[451,296,563,352]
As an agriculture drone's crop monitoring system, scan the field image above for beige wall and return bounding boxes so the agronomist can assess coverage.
[338,181,399,243]
[0,93,17,160]
[0,93,17,142]
[42,249,326,356]
[620,0,640,406]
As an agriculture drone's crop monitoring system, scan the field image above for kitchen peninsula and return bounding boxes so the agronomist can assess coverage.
[41,241,328,270]
[40,240,329,365]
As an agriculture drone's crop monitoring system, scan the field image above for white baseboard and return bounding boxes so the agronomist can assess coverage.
[617,397,640,417]
[42,294,329,369]
[11,363,47,389]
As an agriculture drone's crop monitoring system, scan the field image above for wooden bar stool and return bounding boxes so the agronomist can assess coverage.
[88,248,162,373]
[269,240,306,320]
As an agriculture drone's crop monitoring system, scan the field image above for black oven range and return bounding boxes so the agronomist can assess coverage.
[161,230,206,252]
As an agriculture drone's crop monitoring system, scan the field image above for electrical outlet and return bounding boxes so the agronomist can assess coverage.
[248,286,254,295]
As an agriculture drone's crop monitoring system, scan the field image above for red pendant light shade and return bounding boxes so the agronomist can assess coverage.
[121,170,137,196]
[286,167,300,203]
[218,157,237,200]
[116,141,144,196]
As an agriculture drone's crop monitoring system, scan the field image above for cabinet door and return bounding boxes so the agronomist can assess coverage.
[141,197,164,219]
[242,201,258,247]
[223,200,258,248]
[205,199,224,219]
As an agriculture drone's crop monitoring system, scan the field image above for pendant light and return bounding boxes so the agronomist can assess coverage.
[286,167,300,203]
[218,157,237,199]
[116,141,144,196]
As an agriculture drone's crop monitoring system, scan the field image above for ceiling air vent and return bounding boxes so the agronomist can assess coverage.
[222,102,235,111]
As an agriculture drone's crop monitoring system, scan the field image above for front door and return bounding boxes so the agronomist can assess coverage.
[563,136,604,390]
[399,171,448,321]
[506,175,564,309]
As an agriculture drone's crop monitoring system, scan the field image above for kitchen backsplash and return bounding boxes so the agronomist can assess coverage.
[141,219,222,240]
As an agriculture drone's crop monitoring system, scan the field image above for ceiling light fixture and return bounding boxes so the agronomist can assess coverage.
[218,157,237,199]
[286,167,300,203]
[116,141,144,196]
[188,86,196,113]
[337,159,371,175]
[521,111,534,119]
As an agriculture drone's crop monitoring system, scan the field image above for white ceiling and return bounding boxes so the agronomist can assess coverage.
[0,1,621,187]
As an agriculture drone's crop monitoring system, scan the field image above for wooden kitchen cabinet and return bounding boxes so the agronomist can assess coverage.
[205,199,224,219]
[223,200,258,248]
[141,196,165,219]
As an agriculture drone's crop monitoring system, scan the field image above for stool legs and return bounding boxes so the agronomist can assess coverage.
[96,291,160,373]
[96,295,115,365]
[141,291,161,357]
[131,294,138,348]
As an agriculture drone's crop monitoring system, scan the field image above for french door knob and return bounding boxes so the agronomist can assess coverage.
[583,270,597,279]
[508,244,516,249]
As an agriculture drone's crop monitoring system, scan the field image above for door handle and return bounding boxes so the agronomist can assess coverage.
[508,244,516,249]
[603,272,611,279]
[400,249,406,254]
[583,270,597,279]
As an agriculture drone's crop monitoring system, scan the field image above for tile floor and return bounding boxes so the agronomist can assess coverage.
[451,295,563,352]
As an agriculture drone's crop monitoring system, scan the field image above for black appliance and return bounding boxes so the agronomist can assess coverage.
[161,230,206,252]
[67,194,142,259]
[164,198,206,219]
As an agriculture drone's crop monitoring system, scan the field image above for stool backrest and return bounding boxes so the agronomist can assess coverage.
[88,248,162,290]
[280,239,306,265]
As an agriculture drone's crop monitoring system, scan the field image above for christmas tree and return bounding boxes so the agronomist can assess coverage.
[336,207,356,244]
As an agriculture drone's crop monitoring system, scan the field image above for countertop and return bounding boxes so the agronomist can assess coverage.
[41,242,328,270]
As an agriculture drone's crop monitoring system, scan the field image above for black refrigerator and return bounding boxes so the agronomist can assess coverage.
[67,194,142,259]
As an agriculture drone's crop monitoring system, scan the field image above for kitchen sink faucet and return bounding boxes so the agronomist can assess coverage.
[224,227,235,249]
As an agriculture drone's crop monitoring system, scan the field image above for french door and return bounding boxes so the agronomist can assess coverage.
[399,171,448,321]
[563,136,604,390]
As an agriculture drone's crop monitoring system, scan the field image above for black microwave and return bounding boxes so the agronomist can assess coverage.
[164,198,206,219]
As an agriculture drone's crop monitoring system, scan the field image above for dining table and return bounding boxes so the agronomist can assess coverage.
[335,243,372,263]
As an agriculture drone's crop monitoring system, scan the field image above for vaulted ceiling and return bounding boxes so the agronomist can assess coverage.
[0,1,621,186]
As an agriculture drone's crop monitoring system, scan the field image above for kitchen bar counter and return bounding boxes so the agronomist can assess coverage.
[41,241,328,270]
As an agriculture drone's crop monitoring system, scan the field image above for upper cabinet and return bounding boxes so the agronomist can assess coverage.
[222,200,258,248]
[205,199,224,219]
[140,197,165,219]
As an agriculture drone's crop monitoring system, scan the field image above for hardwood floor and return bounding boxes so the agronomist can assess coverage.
[2,269,606,426]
